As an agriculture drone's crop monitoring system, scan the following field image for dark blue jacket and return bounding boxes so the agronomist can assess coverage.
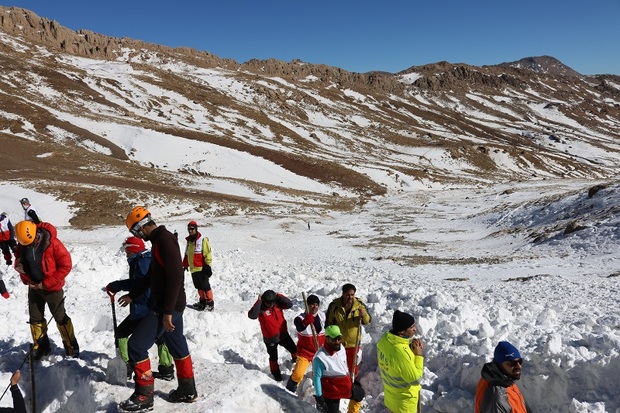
[109,250,152,319]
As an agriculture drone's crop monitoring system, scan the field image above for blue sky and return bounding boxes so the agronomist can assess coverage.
[3,0,619,75]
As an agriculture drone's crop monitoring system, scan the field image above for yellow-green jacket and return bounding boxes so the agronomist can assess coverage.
[376,331,424,413]
[325,297,371,348]
[182,233,212,272]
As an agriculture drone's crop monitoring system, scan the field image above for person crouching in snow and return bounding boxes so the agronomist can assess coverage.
[13,220,79,360]
[106,236,176,381]
[248,289,297,381]
[286,294,326,393]
[313,325,365,413]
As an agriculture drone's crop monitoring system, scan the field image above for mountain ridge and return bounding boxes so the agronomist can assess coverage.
[0,5,619,227]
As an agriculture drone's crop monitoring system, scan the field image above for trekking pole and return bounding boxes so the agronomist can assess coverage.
[350,315,363,381]
[0,296,66,402]
[30,344,36,413]
[302,292,319,350]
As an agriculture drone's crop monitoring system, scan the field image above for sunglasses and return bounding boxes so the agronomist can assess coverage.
[130,223,143,237]
[327,336,343,341]
[187,227,197,231]
[505,359,523,367]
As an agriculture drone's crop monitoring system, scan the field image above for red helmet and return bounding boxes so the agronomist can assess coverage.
[123,236,145,255]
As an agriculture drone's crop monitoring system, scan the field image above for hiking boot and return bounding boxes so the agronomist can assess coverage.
[205,300,214,312]
[152,364,175,381]
[190,301,206,311]
[33,335,52,361]
[119,392,154,412]
[168,377,197,403]
[285,378,298,393]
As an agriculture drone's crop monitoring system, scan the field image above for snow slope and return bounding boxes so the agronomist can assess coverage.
[0,177,619,413]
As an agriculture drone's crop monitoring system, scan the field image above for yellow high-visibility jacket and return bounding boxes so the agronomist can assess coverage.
[376,331,424,413]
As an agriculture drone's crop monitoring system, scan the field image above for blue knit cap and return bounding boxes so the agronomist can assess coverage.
[494,341,521,364]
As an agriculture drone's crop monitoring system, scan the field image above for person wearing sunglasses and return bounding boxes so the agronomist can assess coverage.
[118,206,198,411]
[475,341,532,413]
[247,289,297,381]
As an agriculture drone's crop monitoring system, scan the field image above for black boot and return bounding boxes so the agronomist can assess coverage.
[119,384,154,411]
[205,300,214,312]
[152,364,175,381]
[191,299,206,311]
[126,363,133,380]
[168,377,197,403]
[285,378,298,393]
[33,334,51,361]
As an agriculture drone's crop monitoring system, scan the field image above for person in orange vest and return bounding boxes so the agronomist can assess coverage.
[475,341,532,413]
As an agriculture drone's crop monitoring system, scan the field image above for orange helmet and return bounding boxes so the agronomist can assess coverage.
[15,221,37,245]
[125,206,151,235]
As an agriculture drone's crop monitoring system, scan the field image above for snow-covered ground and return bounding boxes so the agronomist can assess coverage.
[0,177,618,413]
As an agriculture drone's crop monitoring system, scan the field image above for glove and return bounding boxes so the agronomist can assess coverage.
[203,265,212,277]
[106,282,119,295]
[1,291,9,299]
[303,313,315,326]
[183,267,189,272]
[314,395,328,413]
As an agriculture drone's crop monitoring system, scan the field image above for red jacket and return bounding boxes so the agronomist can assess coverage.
[248,294,292,344]
[15,222,72,292]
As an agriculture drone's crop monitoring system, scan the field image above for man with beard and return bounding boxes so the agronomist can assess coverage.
[325,283,371,376]
[475,341,532,413]
[312,325,364,413]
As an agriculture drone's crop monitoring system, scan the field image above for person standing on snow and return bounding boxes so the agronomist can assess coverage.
[13,221,79,360]
[105,236,175,381]
[312,325,365,413]
[376,310,425,413]
[19,198,41,224]
[325,283,371,376]
[475,341,532,413]
[248,289,297,381]
[118,206,197,411]
[0,212,17,266]
[182,220,214,311]
[286,294,326,393]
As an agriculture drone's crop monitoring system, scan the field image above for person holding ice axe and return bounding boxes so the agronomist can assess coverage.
[285,293,326,393]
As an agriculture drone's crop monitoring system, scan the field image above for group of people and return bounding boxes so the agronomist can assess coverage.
[247,284,372,413]
[2,198,532,412]
[247,282,531,413]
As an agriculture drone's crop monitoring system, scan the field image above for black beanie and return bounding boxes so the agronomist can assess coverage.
[392,310,415,332]
[307,294,320,305]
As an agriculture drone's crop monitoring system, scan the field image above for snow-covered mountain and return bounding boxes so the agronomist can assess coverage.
[0,5,619,413]
[1,5,620,227]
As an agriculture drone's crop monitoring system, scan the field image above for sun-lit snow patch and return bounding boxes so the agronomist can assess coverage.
[46,125,113,155]
[300,74,320,83]
[399,72,423,84]
[343,89,367,102]
[0,31,29,52]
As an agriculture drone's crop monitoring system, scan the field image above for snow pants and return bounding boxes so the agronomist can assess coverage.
[265,332,297,362]
[127,310,190,366]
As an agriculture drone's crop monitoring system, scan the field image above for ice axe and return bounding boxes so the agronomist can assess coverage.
[105,290,127,385]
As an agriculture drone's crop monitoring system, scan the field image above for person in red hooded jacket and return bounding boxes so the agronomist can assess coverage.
[13,221,79,360]
[248,290,297,381]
